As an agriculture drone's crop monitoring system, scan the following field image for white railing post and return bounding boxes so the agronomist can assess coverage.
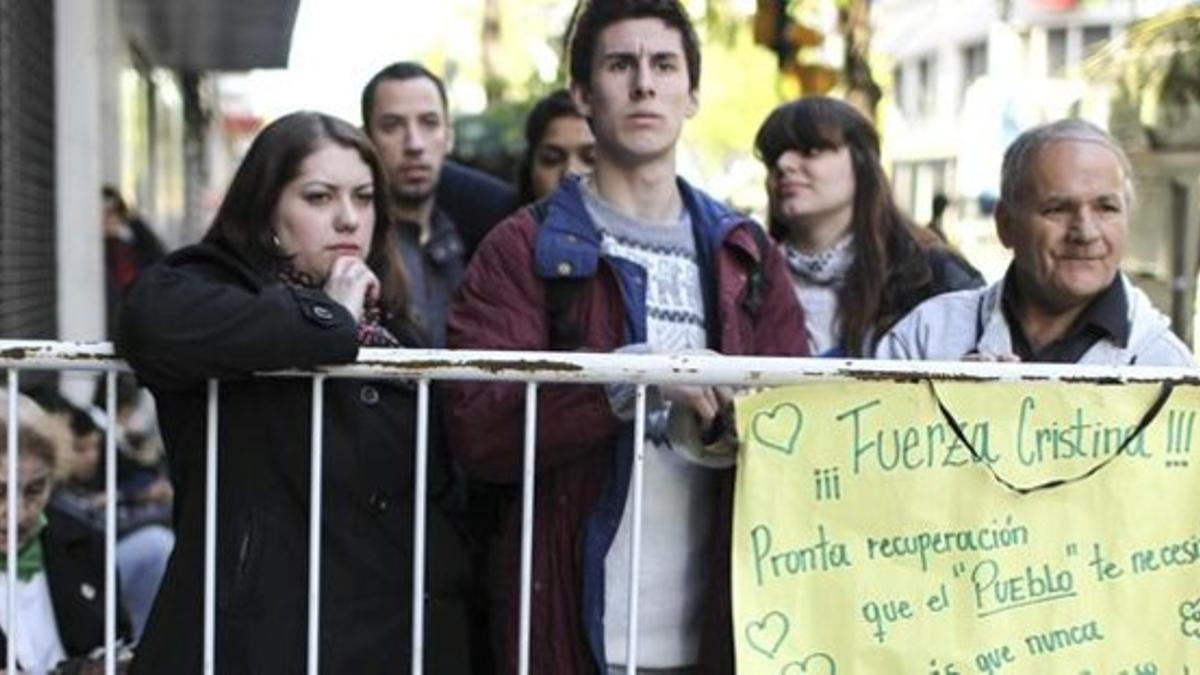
[6,371,19,675]
[307,375,326,675]
[1,340,1196,674]
[625,384,648,673]
[203,379,219,674]
[517,381,538,675]
[103,371,118,675]
[411,379,430,674]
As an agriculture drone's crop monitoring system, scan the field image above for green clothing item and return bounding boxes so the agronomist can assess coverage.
[0,514,46,581]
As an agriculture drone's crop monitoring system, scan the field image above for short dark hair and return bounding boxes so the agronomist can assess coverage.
[568,0,701,92]
[360,62,448,132]
[203,111,409,319]
[1000,118,1134,213]
[931,192,949,217]
[102,185,129,218]
[517,89,585,203]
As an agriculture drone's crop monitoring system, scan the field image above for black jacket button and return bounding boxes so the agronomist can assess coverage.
[360,385,380,405]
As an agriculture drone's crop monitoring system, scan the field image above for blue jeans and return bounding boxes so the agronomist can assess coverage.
[117,524,174,639]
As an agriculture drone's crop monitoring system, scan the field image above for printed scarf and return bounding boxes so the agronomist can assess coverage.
[278,266,401,348]
[782,235,855,287]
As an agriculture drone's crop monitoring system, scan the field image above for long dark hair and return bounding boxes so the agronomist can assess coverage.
[516,89,584,204]
[204,111,410,321]
[755,96,937,356]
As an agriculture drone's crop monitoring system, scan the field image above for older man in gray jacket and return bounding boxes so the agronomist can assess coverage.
[877,119,1192,366]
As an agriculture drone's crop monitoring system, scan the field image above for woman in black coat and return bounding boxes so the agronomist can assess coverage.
[118,112,472,674]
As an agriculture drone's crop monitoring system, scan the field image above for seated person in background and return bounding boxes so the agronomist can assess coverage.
[516,89,595,204]
[25,386,173,644]
[0,392,131,675]
[876,119,1193,366]
[755,96,982,356]
[57,405,170,644]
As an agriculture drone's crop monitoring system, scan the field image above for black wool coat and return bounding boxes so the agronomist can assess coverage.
[0,503,132,668]
[118,240,472,675]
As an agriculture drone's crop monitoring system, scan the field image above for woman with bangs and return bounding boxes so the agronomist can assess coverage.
[755,96,984,356]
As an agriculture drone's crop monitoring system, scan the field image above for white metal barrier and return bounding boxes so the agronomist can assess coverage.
[1,339,1196,675]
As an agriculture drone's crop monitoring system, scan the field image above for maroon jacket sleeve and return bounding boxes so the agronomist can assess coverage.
[443,213,620,483]
[753,235,810,357]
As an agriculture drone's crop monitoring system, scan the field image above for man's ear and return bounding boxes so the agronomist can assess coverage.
[445,119,455,155]
[995,201,1016,250]
[570,82,592,118]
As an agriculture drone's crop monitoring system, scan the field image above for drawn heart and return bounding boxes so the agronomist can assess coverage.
[780,652,837,675]
[751,403,804,455]
[745,611,789,660]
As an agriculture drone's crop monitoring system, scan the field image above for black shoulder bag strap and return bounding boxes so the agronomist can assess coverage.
[742,223,772,319]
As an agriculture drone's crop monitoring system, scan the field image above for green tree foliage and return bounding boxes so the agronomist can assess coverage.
[1085,6,1200,108]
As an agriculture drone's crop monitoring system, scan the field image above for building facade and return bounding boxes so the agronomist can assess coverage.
[0,0,297,347]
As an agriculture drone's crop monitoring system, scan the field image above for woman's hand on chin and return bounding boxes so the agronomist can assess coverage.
[323,255,380,323]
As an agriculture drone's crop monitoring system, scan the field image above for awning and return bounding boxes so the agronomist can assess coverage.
[119,0,301,71]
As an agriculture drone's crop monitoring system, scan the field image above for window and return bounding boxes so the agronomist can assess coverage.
[894,54,938,120]
[893,65,907,116]
[961,41,987,104]
[917,55,937,118]
[1082,25,1112,56]
[1048,24,1113,76]
[1047,27,1067,75]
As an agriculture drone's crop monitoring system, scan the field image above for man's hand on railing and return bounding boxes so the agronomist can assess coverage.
[659,383,733,435]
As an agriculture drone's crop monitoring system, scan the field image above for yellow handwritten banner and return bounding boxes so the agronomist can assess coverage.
[733,381,1200,675]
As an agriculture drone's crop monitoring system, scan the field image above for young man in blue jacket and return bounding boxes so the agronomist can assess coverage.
[445,1,807,673]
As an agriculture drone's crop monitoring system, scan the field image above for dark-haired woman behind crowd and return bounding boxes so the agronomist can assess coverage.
[516,89,595,204]
[118,111,471,674]
[755,96,983,356]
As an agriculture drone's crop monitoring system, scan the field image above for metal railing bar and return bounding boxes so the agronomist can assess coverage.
[202,380,219,674]
[307,376,326,675]
[6,371,19,675]
[3,341,1195,386]
[281,350,1200,385]
[412,379,430,674]
[625,384,648,673]
[517,381,538,675]
[103,371,118,675]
